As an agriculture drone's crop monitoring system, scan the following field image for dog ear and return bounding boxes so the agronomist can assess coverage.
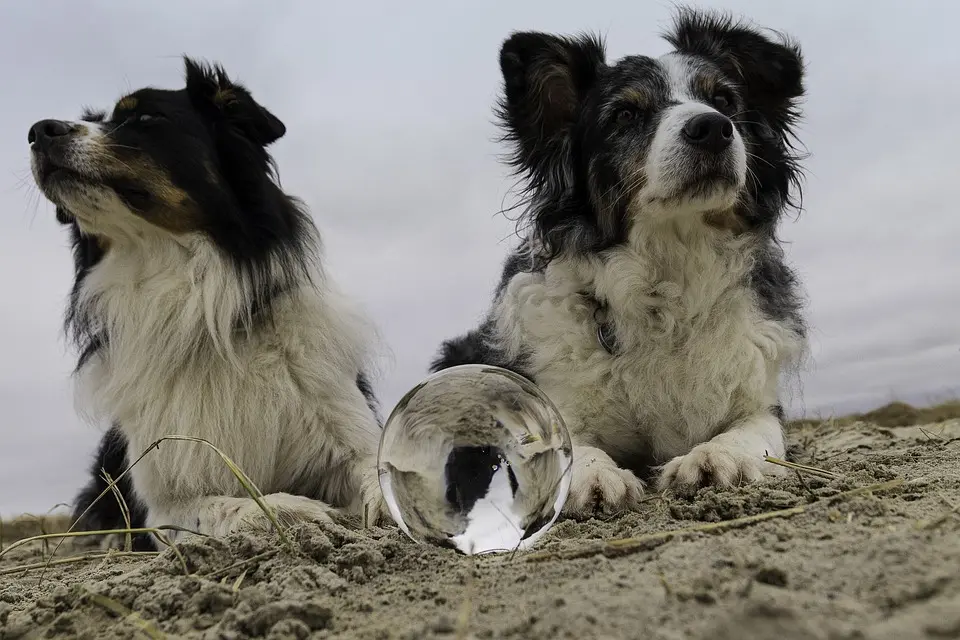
[665,9,804,124]
[184,57,286,146]
[497,31,606,180]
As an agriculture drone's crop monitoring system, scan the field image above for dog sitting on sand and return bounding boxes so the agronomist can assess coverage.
[30,58,388,546]
[431,8,808,517]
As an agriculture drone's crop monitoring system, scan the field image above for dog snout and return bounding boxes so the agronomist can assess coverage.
[28,119,74,151]
[681,113,734,154]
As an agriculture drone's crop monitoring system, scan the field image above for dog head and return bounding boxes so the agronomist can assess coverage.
[29,58,299,260]
[498,8,805,258]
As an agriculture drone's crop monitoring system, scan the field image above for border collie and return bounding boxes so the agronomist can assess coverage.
[30,58,387,546]
[432,9,807,517]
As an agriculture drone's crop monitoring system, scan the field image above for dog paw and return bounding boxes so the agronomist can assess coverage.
[657,442,771,495]
[562,447,645,518]
[235,493,336,535]
[98,533,128,551]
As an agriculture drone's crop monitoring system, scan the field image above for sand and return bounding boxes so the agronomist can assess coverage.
[2,418,959,640]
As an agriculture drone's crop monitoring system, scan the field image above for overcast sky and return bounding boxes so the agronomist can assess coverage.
[1,0,957,516]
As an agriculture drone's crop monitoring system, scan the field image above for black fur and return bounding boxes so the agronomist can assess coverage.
[356,371,381,425]
[430,317,532,378]
[50,58,380,539]
[70,426,153,551]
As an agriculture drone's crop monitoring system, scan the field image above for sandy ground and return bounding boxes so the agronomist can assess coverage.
[2,418,959,640]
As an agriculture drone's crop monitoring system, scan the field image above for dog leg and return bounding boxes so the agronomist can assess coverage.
[657,412,787,495]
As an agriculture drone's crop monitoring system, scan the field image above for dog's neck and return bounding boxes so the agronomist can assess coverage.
[565,217,758,351]
[75,231,319,367]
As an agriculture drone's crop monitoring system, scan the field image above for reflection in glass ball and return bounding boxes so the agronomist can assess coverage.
[377,365,573,555]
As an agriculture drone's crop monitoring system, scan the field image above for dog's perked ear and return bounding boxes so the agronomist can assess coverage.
[664,9,805,127]
[497,31,606,182]
[183,57,286,147]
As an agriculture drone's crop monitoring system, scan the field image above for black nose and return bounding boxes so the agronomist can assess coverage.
[28,119,73,148]
[682,113,734,153]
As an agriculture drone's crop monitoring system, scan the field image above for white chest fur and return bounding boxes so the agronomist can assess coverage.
[492,224,802,465]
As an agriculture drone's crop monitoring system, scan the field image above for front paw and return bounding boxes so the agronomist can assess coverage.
[657,442,771,495]
[237,494,336,535]
[563,447,645,518]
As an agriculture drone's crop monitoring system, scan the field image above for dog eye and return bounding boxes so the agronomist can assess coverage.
[615,108,639,126]
[123,114,163,125]
[711,90,735,114]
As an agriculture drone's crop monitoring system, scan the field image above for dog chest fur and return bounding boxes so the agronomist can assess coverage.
[492,223,802,468]
[73,232,379,516]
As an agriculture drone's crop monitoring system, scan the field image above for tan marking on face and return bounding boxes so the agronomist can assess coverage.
[116,95,138,111]
[591,158,649,225]
[213,87,235,106]
[141,172,203,234]
[617,88,655,108]
[80,137,204,234]
[691,68,736,105]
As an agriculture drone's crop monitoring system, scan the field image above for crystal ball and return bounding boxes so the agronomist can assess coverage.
[377,364,573,554]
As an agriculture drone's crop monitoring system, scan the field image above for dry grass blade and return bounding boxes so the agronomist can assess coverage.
[38,515,51,559]
[0,551,159,576]
[232,569,248,592]
[764,455,840,480]
[38,433,290,582]
[45,438,165,571]
[524,478,904,563]
[83,588,167,639]
[0,526,198,562]
[103,469,134,552]
[157,435,291,549]
[152,530,191,575]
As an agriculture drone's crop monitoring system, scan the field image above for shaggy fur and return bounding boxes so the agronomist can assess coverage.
[432,8,808,517]
[30,58,387,546]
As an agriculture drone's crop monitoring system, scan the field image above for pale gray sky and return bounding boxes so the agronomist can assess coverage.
[1,0,957,516]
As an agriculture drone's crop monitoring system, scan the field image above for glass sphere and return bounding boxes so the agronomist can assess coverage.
[377,364,573,555]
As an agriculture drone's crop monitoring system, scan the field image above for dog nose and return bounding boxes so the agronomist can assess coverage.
[28,119,73,148]
[682,113,734,153]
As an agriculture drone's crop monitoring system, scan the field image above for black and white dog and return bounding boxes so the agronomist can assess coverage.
[432,9,807,517]
[30,58,387,546]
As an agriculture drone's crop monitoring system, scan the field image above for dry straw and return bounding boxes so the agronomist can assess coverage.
[1,434,294,581]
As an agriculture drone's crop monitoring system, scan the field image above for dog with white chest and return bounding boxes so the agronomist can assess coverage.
[30,58,388,545]
[432,9,808,517]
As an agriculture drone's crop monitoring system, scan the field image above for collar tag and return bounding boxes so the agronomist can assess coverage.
[593,303,618,355]
[597,323,617,355]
